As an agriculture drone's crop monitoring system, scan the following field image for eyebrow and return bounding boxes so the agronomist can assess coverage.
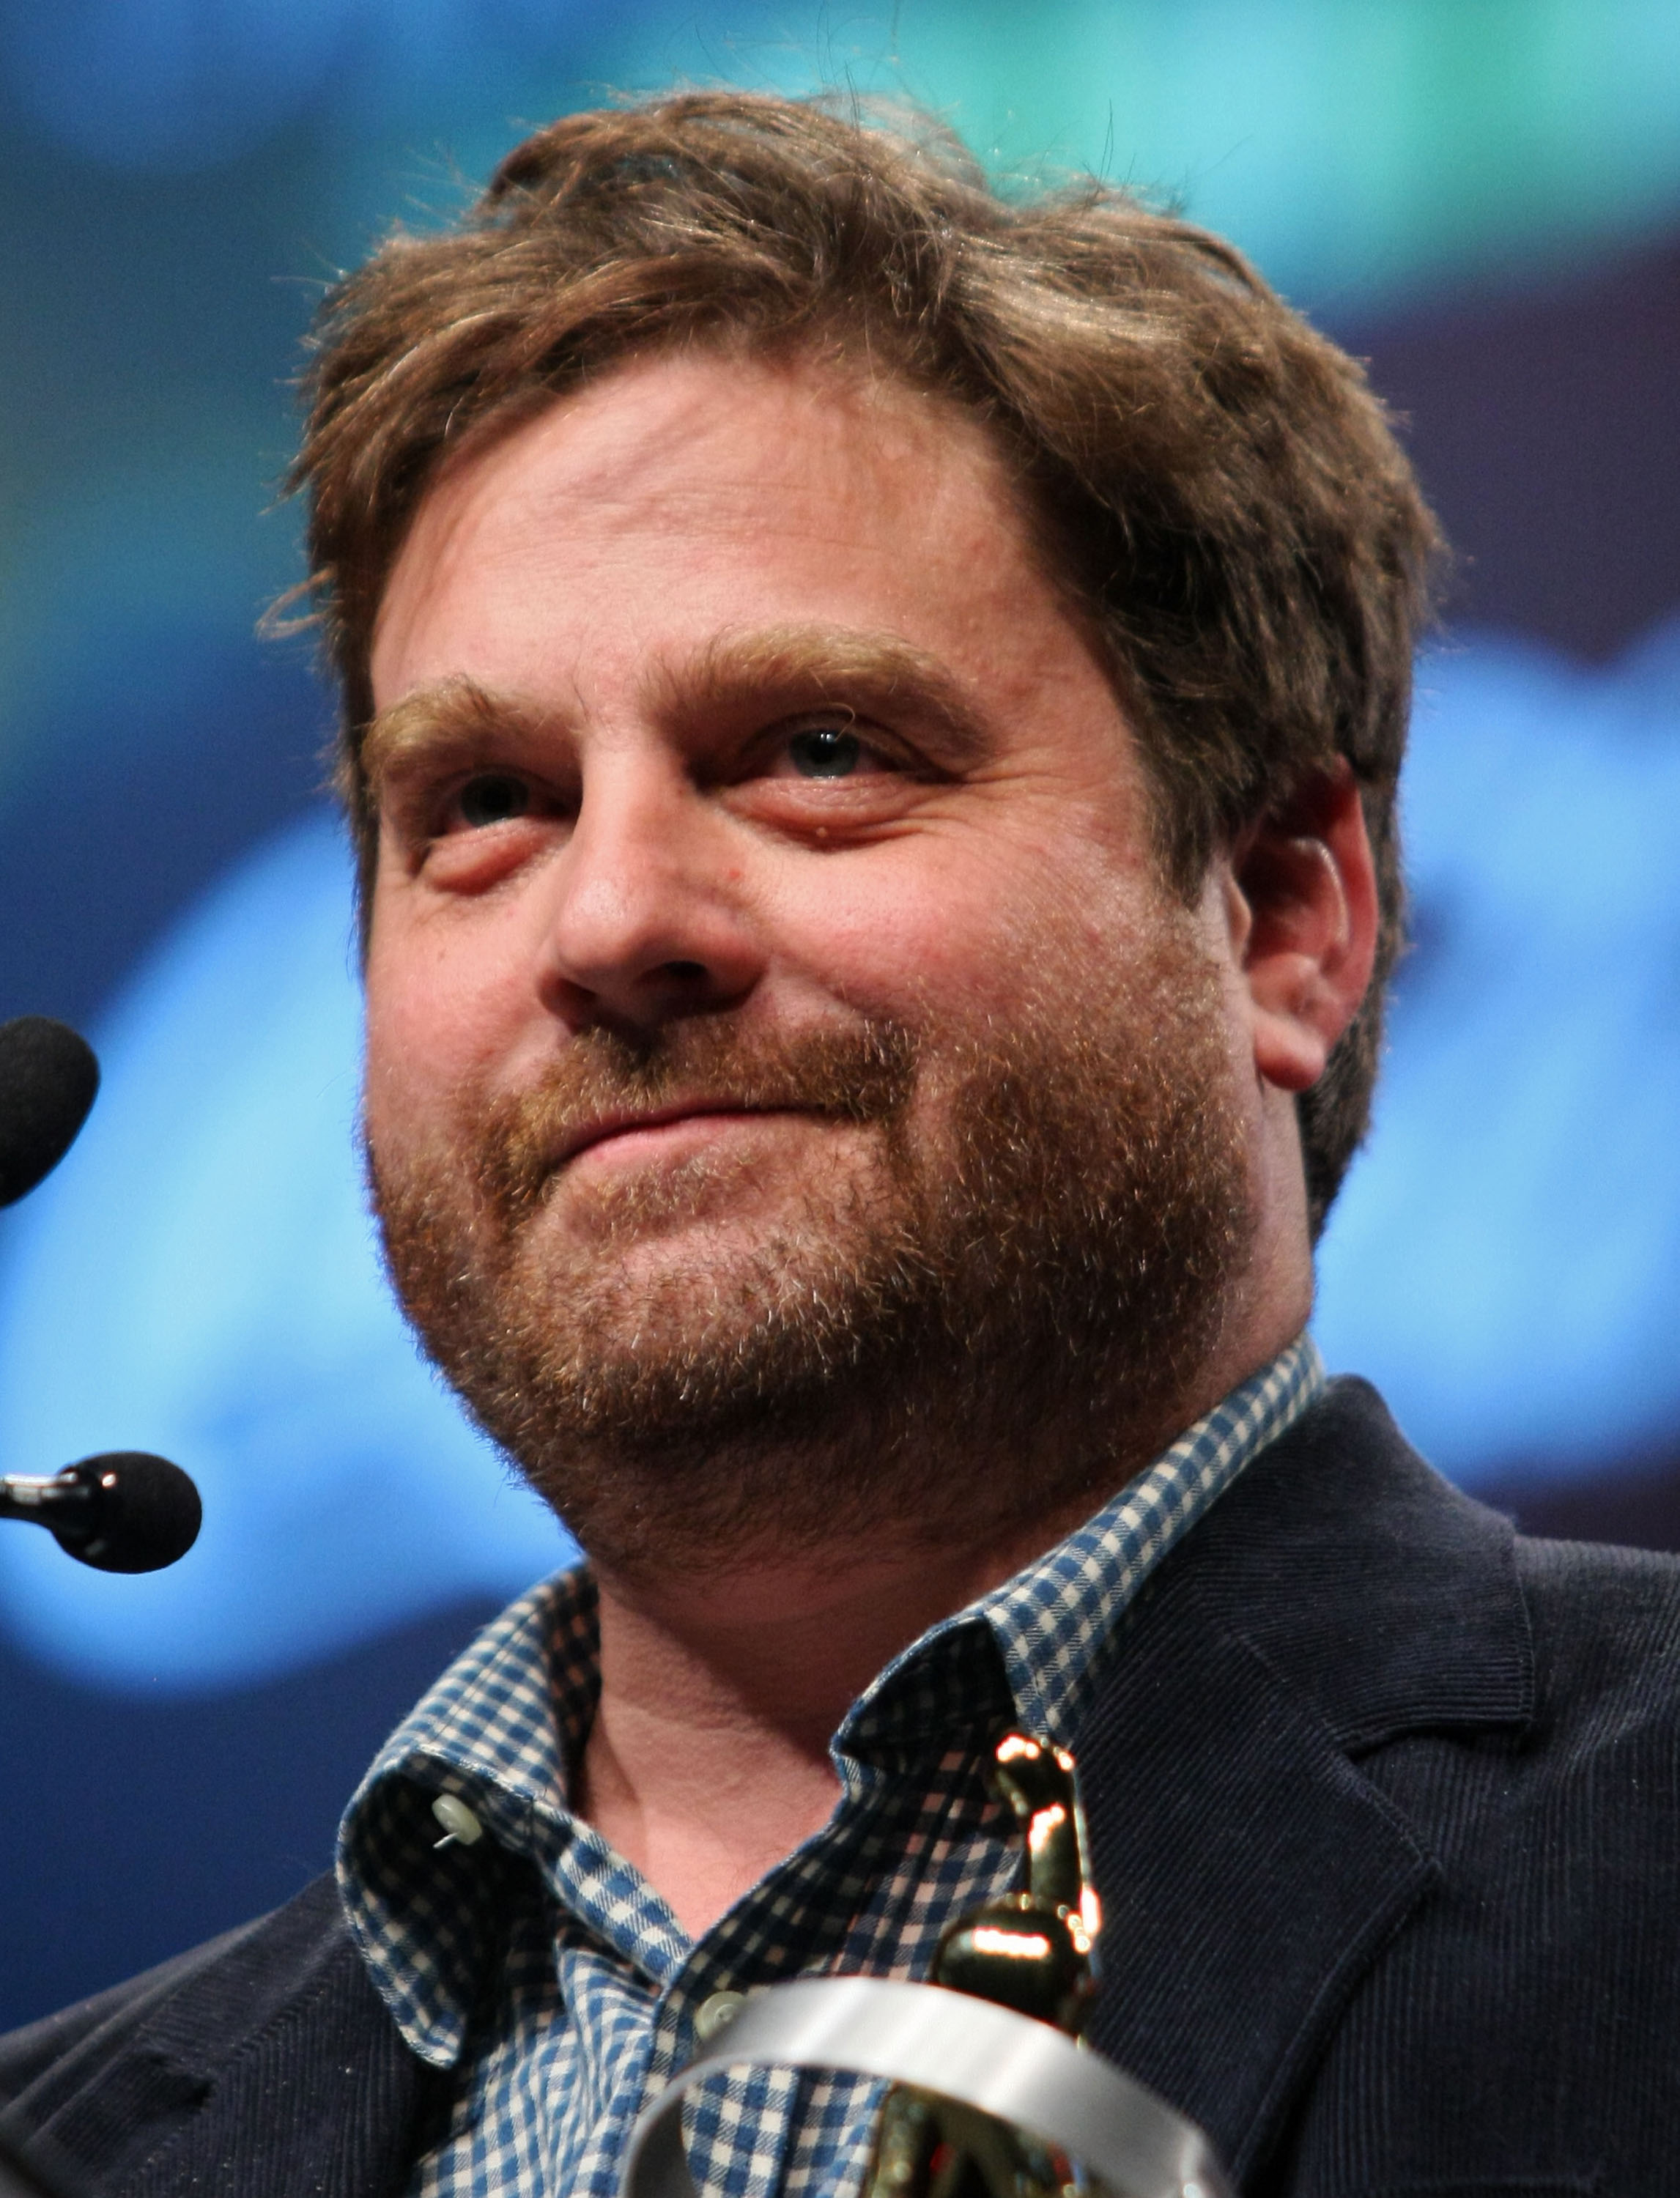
[359,623,993,802]
[660,625,993,764]
[360,678,558,803]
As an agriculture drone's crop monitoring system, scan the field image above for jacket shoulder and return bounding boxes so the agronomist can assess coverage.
[0,1887,322,2099]
[1224,1387,1680,2190]
[0,1874,432,2198]
[1514,1524,1680,1720]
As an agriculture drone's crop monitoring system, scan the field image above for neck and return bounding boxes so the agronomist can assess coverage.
[572,1292,1305,1939]
[572,1524,1040,1939]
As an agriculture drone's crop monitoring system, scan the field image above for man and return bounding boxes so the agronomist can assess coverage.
[2,90,1676,2198]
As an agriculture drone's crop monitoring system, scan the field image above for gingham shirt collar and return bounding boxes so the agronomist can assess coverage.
[338,1333,1324,2071]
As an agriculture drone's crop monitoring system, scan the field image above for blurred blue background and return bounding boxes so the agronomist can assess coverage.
[1,0,1677,2020]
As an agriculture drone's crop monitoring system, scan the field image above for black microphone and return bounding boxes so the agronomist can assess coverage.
[0,1015,100,1207]
[0,1452,201,1573]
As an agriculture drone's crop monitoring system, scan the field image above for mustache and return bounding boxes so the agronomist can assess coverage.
[480,1015,919,1221]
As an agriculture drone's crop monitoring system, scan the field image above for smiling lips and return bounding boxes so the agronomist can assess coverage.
[555,1101,794,1167]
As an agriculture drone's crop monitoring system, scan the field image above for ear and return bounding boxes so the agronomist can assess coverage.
[1225,762,1380,1095]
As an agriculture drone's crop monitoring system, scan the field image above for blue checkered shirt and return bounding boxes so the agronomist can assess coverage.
[339,1336,1324,2198]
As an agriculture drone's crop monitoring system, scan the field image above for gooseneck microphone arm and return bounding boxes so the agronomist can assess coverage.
[0,1453,202,1573]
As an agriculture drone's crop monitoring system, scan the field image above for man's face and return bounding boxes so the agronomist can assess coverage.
[363,348,1257,1572]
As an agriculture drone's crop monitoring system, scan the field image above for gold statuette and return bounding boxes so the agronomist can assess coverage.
[866,1731,1103,2198]
[621,1725,1230,2198]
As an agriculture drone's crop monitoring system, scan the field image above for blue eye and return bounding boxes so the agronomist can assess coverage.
[457,774,530,827]
[788,727,862,779]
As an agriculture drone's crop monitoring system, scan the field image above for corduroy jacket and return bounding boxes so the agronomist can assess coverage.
[3,1379,1677,2196]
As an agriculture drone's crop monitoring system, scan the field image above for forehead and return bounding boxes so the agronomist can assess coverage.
[367,346,1106,729]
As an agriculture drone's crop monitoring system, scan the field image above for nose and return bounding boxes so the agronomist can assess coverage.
[535,753,766,1034]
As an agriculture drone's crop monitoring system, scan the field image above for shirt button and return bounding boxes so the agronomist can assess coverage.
[431,1793,484,1849]
[694,1990,746,2041]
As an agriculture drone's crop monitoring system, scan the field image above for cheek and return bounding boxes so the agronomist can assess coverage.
[361,917,519,1149]
[768,835,1142,1028]
[361,977,438,1153]
[769,869,1004,1021]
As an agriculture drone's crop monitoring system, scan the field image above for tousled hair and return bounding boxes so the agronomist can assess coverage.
[289,89,1442,1232]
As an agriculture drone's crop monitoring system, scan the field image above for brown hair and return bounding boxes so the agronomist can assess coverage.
[290,89,1442,1232]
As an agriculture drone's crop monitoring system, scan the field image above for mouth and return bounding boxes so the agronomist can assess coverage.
[555,1101,793,1169]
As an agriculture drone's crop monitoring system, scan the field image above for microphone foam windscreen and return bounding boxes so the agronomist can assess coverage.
[0,1017,100,1207]
[53,1453,204,1575]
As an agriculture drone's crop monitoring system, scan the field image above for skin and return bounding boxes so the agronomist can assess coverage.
[363,349,1378,1937]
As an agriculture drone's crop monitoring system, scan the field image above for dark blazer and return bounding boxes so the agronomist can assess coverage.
[4,1380,1677,2196]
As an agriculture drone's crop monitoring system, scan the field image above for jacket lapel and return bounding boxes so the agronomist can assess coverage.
[1074,1379,1534,2186]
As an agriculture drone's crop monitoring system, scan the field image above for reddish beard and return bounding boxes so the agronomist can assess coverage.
[367,930,1254,1577]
